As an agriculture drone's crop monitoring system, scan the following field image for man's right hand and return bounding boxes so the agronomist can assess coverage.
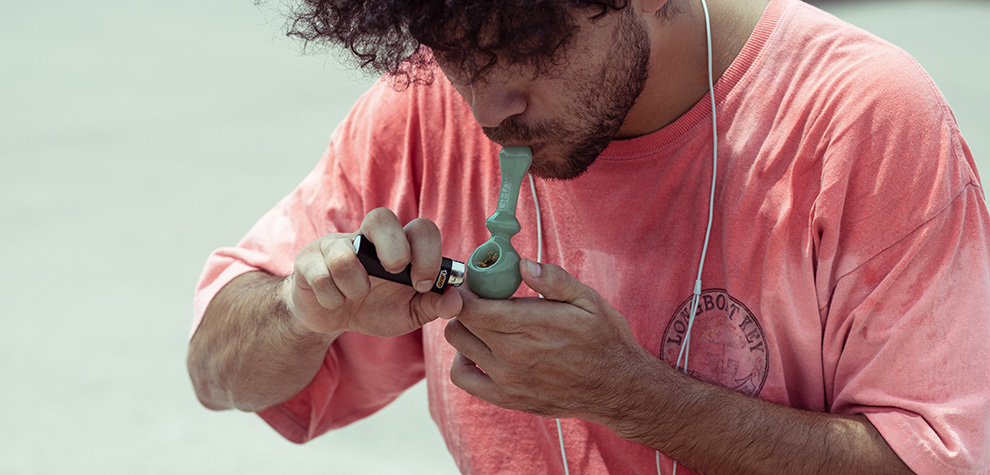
[283,207,463,337]
[188,207,463,411]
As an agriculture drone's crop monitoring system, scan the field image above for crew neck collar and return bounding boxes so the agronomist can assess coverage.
[599,0,790,161]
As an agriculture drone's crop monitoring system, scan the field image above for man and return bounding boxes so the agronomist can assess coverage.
[187,0,990,473]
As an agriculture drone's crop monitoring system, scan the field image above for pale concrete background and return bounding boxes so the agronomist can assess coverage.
[1,1,987,474]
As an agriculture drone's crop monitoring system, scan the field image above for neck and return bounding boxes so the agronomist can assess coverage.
[616,0,769,138]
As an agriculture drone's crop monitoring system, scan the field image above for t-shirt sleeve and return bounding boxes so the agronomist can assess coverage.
[190,78,436,443]
[826,186,990,473]
[814,47,990,473]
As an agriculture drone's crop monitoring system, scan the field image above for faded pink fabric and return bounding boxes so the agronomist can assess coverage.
[191,0,990,472]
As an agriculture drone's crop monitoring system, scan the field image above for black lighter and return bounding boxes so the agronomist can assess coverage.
[353,234,465,294]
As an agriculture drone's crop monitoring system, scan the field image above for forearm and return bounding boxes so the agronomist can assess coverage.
[606,354,912,474]
[187,271,338,412]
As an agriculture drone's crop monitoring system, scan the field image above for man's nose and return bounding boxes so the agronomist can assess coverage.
[468,81,528,129]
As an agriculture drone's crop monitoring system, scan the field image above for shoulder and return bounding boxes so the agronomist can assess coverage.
[776,0,946,122]
[763,2,982,271]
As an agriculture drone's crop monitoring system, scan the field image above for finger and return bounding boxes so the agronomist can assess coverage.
[444,317,493,368]
[321,236,371,300]
[453,286,528,335]
[294,244,345,310]
[449,352,501,401]
[519,259,598,312]
[404,218,442,293]
[359,208,409,273]
[411,285,463,324]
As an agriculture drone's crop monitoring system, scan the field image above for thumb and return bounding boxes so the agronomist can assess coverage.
[414,286,464,322]
[520,259,597,310]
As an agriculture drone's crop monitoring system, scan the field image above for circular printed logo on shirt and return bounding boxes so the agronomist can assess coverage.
[660,289,768,397]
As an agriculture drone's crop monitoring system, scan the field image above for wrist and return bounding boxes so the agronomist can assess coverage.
[278,275,345,340]
[597,351,683,447]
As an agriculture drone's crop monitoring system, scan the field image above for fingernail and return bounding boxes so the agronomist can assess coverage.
[415,279,434,293]
[525,259,541,279]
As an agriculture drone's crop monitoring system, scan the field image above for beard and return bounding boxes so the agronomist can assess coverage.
[482,13,652,180]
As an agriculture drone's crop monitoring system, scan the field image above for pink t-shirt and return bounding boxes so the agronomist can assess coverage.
[192,0,990,472]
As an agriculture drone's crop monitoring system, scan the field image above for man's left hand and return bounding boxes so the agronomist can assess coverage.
[444,259,657,422]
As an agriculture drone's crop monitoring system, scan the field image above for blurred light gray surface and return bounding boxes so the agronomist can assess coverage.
[1,1,986,474]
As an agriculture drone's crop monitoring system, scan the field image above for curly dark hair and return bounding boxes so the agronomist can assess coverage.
[274,0,677,86]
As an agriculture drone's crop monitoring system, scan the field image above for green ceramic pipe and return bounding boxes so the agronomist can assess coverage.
[467,146,533,299]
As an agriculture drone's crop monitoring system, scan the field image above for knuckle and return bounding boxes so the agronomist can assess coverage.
[380,256,410,275]
[294,243,322,271]
[293,260,324,289]
[404,218,440,236]
[311,276,345,308]
[325,249,357,274]
[363,207,399,229]
[366,206,392,219]
[406,293,432,326]
[326,253,371,300]
[292,258,308,278]
[309,273,335,294]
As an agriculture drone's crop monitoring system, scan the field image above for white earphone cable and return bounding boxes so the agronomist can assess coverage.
[529,174,543,264]
[531,175,569,474]
[676,0,717,376]
[670,1,717,473]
